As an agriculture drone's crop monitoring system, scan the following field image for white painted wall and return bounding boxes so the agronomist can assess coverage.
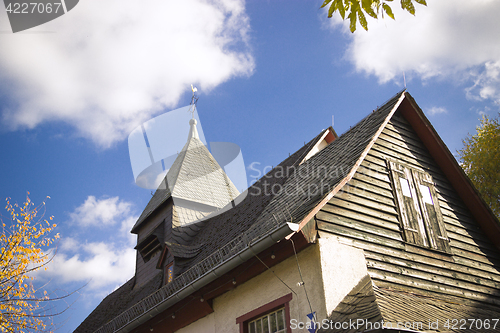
[175,312,215,333]
[176,236,368,333]
[317,235,368,317]
[176,244,326,333]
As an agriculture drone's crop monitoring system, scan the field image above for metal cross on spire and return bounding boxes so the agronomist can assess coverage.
[188,84,199,118]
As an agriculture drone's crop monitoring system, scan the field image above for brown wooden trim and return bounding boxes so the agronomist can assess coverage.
[236,293,292,323]
[236,293,293,333]
[326,126,338,142]
[284,301,291,333]
[291,92,407,238]
[156,246,168,269]
[400,93,500,251]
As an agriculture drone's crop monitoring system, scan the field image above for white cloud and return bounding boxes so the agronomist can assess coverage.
[119,215,138,245]
[41,242,136,290]
[466,60,500,106]
[0,0,254,147]
[426,106,447,116]
[328,0,500,105]
[70,196,133,227]
[59,236,80,252]
[36,196,137,290]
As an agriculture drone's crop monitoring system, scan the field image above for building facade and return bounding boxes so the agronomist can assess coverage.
[76,91,500,333]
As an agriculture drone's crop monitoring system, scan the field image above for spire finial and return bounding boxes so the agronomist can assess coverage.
[188,118,199,140]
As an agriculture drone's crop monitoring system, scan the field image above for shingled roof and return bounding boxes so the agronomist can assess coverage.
[77,91,406,333]
[80,90,480,333]
[75,118,334,333]
[181,91,404,270]
[318,274,500,333]
[74,273,163,333]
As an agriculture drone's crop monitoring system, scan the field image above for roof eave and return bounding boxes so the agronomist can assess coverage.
[94,222,298,333]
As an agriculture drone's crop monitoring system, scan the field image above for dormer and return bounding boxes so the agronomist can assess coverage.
[300,126,337,164]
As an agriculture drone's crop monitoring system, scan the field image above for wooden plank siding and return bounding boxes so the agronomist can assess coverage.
[317,113,500,306]
[134,201,172,288]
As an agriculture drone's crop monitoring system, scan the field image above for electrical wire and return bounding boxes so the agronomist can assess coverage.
[251,250,297,296]
[290,238,316,322]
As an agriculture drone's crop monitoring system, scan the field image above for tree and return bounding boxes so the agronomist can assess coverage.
[458,114,500,221]
[0,194,59,332]
[321,0,427,32]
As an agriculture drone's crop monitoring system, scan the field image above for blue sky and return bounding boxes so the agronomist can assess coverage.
[0,0,499,331]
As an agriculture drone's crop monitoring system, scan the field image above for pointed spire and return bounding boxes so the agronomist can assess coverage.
[188,118,199,140]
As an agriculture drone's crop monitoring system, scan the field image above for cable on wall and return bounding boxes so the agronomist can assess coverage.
[250,249,297,296]
[290,238,316,322]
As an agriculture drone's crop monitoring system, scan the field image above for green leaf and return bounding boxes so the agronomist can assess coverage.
[361,0,378,18]
[413,0,427,5]
[401,0,415,15]
[382,3,394,19]
[358,8,368,30]
[348,3,358,32]
[338,0,346,19]
[321,0,333,8]
[328,1,336,17]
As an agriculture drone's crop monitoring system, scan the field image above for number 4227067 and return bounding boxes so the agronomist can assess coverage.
[6,2,63,14]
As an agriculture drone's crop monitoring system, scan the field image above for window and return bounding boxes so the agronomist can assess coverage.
[166,263,173,283]
[236,294,292,333]
[135,234,161,262]
[135,222,164,262]
[388,161,451,253]
[248,308,286,333]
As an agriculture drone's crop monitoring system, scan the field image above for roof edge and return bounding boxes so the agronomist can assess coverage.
[292,91,407,235]
[94,222,296,333]
[131,196,172,234]
[400,92,500,250]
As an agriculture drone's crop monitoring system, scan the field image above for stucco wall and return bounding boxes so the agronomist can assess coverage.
[176,236,368,333]
[316,235,368,317]
[176,243,327,333]
[175,312,216,333]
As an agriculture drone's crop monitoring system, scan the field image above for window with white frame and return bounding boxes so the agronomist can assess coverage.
[248,307,286,333]
[236,294,292,333]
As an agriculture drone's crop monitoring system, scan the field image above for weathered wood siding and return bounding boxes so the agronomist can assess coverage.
[135,201,172,288]
[317,113,500,306]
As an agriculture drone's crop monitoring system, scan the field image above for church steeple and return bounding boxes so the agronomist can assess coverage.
[132,109,241,287]
[162,118,239,228]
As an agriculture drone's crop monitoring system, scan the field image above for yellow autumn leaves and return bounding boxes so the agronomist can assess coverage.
[458,114,500,221]
[0,194,59,332]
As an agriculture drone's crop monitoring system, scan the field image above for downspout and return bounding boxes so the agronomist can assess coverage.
[111,222,296,333]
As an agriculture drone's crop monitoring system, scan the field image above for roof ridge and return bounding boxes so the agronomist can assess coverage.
[290,91,407,233]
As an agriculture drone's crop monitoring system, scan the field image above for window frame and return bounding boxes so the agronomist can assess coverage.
[135,234,161,262]
[235,294,292,333]
[388,160,451,253]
